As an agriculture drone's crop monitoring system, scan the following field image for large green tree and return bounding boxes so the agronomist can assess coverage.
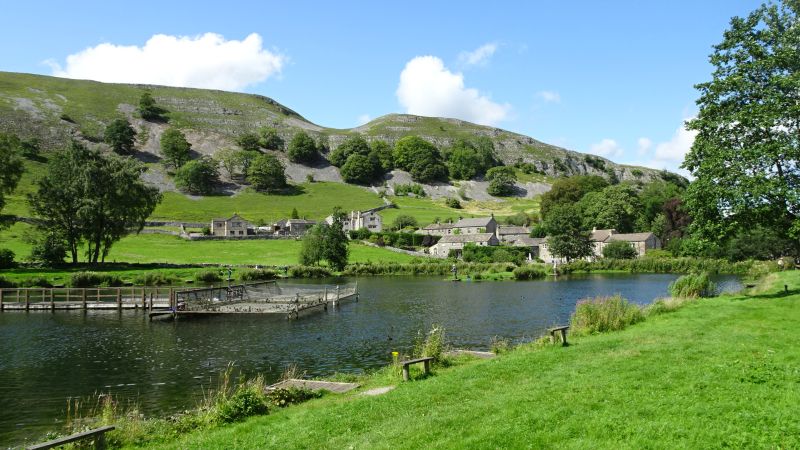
[299,214,349,270]
[247,153,287,192]
[174,157,219,195]
[104,118,137,155]
[393,136,448,183]
[539,175,609,220]
[544,203,594,262]
[579,184,642,233]
[287,130,319,164]
[29,142,161,263]
[0,133,24,219]
[160,128,191,169]
[684,0,800,255]
[137,91,165,121]
[340,153,381,185]
[329,135,371,167]
[486,166,517,197]
[258,127,284,151]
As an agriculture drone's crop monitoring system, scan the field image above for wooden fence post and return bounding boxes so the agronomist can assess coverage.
[0,289,4,311]
[82,289,87,309]
[149,292,153,311]
[25,289,30,311]
[50,289,55,310]
[141,288,146,309]
[116,288,122,310]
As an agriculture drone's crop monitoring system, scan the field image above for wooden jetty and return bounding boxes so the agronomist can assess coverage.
[0,281,358,321]
[0,286,174,311]
[266,379,359,394]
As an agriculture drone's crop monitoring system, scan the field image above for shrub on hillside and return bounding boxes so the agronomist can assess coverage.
[512,265,547,280]
[287,131,318,164]
[18,277,53,288]
[668,272,717,298]
[602,241,638,259]
[445,197,461,209]
[0,248,16,269]
[174,157,219,195]
[69,272,124,288]
[570,295,644,335]
[394,183,426,197]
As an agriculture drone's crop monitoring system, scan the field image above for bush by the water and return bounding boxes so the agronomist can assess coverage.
[239,268,277,281]
[288,265,331,278]
[69,272,123,287]
[0,248,15,268]
[0,276,16,288]
[195,270,223,283]
[342,261,515,277]
[213,382,269,424]
[570,295,644,335]
[133,272,177,286]
[413,324,447,364]
[18,276,53,288]
[561,257,773,277]
[602,241,637,260]
[512,265,547,280]
[462,244,528,264]
[266,387,321,408]
[668,272,717,298]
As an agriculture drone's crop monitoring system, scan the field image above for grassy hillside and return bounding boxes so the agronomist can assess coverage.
[0,71,663,182]
[127,271,800,449]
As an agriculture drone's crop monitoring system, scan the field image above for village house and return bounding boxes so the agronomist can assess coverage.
[210,214,252,237]
[496,225,531,243]
[417,215,498,236]
[509,236,545,261]
[537,228,661,263]
[273,218,317,236]
[429,233,500,258]
[326,209,383,232]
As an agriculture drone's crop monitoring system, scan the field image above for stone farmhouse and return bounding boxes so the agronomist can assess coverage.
[325,209,383,232]
[417,216,498,236]
[538,228,661,263]
[496,225,530,243]
[429,233,500,258]
[211,214,252,237]
[273,219,317,236]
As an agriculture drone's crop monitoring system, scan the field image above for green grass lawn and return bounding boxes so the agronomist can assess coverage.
[130,271,800,449]
[0,223,415,268]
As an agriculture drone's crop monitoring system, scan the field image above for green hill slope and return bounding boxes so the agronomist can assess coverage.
[0,71,662,182]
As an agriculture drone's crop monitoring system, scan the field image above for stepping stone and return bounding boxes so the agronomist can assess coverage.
[446,349,496,359]
[266,379,359,394]
[361,386,395,396]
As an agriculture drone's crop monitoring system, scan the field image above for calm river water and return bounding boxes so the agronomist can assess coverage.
[0,273,740,446]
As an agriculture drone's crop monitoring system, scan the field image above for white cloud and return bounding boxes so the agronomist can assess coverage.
[589,138,624,158]
[396,56,510,126]
[637,137,652,155]
[536,90,561,103]
[356,114,371,126]
[654,122,697,163]
[48,33,284,91]
[458,43,497,66]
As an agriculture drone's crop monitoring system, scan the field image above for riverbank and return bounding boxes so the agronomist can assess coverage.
[1,257,775,288]
[30,270,796,448]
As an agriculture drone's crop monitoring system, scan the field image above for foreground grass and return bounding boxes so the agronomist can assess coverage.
[134,271,800,449]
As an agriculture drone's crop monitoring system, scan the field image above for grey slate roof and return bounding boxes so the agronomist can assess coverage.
[437,233,497,244]
[498,226,530,235]
[510,236,545,247]
[607,232,655,242]
[453,217,494,228]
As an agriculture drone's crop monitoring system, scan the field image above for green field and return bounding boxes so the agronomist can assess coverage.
[124,271,799,449]
[0,223,415,267]
[152,182,384,223]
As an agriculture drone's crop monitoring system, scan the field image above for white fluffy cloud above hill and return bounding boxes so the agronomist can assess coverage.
[396,56,510,126]
[47,33,284,91]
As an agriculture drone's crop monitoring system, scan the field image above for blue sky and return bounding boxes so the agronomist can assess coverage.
[1,1,764,173]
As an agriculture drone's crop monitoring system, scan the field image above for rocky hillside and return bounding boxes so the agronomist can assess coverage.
[0,71,669,198]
